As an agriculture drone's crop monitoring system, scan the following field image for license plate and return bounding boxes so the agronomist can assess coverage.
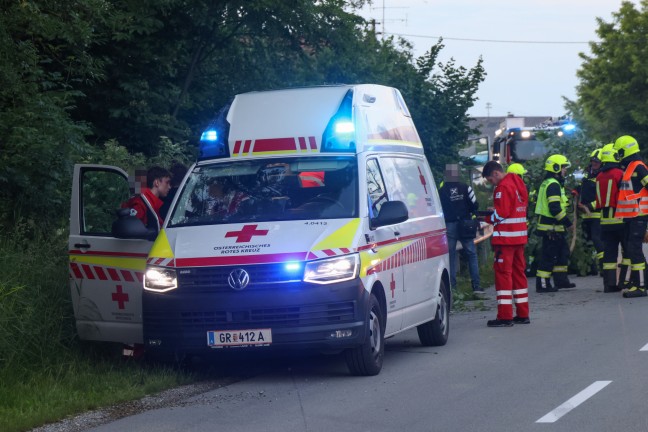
[207,328,272,348]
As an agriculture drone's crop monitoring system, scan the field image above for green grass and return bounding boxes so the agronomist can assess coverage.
[452,244,495,312]
[0,355,190,432]
[0,228,193,432]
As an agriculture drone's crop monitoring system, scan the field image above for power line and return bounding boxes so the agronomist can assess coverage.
[380,32,596,45]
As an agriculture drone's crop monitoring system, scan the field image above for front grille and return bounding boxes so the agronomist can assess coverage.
[148,301,355,331]
[177,263,301,292]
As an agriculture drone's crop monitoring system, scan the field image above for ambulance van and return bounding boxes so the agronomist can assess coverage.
[69,84,450,375]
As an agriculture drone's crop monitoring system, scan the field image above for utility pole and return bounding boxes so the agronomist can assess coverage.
[486,102,492,118]
[370,0,408,41]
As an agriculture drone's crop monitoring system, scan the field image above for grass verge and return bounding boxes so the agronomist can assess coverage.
[0,228,193,432]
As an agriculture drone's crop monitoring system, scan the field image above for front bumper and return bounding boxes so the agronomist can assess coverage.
[143,276,369,357]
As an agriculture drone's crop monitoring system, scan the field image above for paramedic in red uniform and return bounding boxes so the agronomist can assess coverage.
[121,166,171,232]
[481,161,530,327]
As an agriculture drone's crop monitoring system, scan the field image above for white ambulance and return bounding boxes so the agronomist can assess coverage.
[69,84,451,375]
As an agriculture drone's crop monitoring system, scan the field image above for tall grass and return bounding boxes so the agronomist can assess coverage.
[0,226,191,432]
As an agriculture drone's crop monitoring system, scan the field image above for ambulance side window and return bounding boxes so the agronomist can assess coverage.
[380,157,435,218]
[81,170,130,235]
[366,159,388,218]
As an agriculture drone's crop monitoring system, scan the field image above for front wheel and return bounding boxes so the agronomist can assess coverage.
[417,279,450,346]
[345,293,384,376]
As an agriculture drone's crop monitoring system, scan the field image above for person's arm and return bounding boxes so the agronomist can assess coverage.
[486,184,512,225]
[546,182,571,227]
[636,163,648,193]
[466,185,479,214]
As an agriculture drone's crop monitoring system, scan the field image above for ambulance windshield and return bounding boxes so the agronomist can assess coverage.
[168,156,358,227]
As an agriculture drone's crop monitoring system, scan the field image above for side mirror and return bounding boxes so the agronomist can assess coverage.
[372,200,409,229]
[112,209,158,241]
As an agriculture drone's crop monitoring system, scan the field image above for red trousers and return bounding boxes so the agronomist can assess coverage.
[493,244,529,320]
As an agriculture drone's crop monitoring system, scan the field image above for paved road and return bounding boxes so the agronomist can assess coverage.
[82,276,648,431]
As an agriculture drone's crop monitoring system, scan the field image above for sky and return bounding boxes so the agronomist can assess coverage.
[358,0,640,118]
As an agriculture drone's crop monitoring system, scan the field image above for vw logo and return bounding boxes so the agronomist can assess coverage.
[228,268,250,291]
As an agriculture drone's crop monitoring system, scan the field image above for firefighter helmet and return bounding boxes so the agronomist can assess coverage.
[507,163,527,175]
[544,154,571,173]
[599,143,619,163]
[614,135,640,159]
[590,148,602,162]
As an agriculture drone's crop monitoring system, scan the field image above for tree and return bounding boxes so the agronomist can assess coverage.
[0,0,108,231]
[576,0,648,150]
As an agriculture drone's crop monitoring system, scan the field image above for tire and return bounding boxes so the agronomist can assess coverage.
[345,293,384,376]
[417,279,450,346]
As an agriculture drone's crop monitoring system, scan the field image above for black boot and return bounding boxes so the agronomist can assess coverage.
[536,277,557,293]
[603,269,621,293]
[553,273,576,289]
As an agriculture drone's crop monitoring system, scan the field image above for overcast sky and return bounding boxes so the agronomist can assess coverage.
[358,0,639,118]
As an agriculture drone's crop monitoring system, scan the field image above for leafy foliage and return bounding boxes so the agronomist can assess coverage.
[576,0,648,152]
[1,0,485,233]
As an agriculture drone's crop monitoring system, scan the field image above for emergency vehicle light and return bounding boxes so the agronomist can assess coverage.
[201,129,218,141]
[334,121,355,134]
[199,103,232,160]
[321,89,356,153]
[284,262,302,271]
[563,123,576,132]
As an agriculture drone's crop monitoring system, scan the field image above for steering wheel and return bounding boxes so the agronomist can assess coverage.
[312,194,345,210]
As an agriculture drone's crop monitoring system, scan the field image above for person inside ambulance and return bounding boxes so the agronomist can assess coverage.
[206,177,250,220]
[120,166,171,233]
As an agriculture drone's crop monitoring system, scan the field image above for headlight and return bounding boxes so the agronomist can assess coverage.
[304,254,359,284]
[144,267,178,292]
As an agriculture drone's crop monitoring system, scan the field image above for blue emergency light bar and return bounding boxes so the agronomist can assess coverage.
[321,89,356,153]
[199,103,231,160]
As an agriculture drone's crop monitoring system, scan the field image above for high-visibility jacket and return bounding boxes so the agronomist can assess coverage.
[535,177,570,232]
[591,164,624,229]
[616,160,648,218]
[486,173,528,245]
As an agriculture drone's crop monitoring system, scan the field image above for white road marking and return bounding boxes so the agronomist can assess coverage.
[536,381,612,423]
[640,342,648,352]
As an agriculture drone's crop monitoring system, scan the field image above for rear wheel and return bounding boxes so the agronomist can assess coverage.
[345,293,384,376]
[417,280,450,346]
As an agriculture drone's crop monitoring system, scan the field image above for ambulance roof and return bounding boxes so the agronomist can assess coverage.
[199,84,423,160]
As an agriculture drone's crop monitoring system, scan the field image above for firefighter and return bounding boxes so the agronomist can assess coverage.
[534,154,575,292]
[581,144,624,292]
[613,135,648,298]
[577,149,604,274]
[481,161,529,327]
[507,163,527,177]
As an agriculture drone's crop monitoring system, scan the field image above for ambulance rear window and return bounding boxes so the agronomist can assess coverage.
[168,156,358,227]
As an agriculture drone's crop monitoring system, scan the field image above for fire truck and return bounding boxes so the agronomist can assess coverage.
[490,120,576,164]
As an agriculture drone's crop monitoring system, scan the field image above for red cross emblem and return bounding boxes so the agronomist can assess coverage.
[390,273,396,298]
[418,166,428,194]
[225,224,269,243]
[112,285,129,310]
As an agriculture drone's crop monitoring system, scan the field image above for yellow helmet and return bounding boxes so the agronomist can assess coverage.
[614,135,640,159]
[599,143,619,163]
[507,163,527,175]
[544,154,571,173]
[590,148,602,162]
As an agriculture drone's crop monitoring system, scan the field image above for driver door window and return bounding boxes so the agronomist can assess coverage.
[366,159,388,218]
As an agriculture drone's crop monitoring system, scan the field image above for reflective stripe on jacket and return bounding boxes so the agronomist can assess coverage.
[595,166,624,227]
[486,173,528,245]
[534,177,568,231]
[617,160,648,218]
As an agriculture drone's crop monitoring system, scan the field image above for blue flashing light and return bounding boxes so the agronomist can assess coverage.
[200,129,218,141]
[563,123,576,132]
[334,121,355,134]
[285,262,302,271]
